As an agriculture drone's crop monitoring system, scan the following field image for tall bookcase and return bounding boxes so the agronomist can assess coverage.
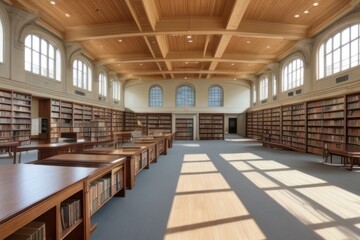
[246,112,253,138]
[175,118,193,140]
[136,113,148,134]
[0,89,31,145]
[124,111,136,131]
[112,110,124,133]
[147,113,172,134]
[199,113,224,140]
[346,93,360,146]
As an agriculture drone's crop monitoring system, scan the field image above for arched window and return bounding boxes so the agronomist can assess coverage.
[0,18,3,63]
[282,58,304,91]
[318,24,360,79]
[176,85,195,107]
[273,75,277,96]
[259,76,268,101]
[25,34,61,80]
[113,80,120,101]
[208,85,223,107]
[73,59,92,91]
[98,72,107,97]
[149,85,163,107]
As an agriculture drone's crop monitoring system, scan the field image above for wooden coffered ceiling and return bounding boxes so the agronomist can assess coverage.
[5,0,360,80]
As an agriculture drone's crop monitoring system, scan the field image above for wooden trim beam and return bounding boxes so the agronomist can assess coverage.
[124,70,254,76]
[226,0,250,30]
[125,0,143,31]
[65,19,307,41]
[141,0,159,31]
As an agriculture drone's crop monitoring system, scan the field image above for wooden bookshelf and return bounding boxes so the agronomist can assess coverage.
[346,93,360,146]
[147,113,172,134]
[124,111,136,131]
[246,112,253,138]
[0,164,96,240]
[199,113,224,140]
[136,113,148,134]
[0,89,31,146]
[112,110,124,133]
[84,119,112,142]
[175,118,193,140]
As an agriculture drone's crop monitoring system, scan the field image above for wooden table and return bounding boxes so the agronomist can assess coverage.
[151,136,168,155]
[0,164,97,239]
[133,140,159,163]
[0,141,19,164]
[324,144,360,171]
[82,147,147,189]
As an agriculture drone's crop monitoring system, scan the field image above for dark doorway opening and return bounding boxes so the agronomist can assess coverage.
[228,118,237,133]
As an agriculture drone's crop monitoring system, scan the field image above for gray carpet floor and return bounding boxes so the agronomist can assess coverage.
[89,135,360,240]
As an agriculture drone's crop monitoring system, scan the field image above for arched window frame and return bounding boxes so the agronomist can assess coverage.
[259,75,268,101]
[24,34,61,81]
[252,84,256,104]
[98,72,107,97]
[72,59,92,91]
[149,85,163,107]
[317,23,360,79]
[112,80,120,101]
[282,58,304,92]
[176,84,195,107]
[272,74,277,97]
[208,85,224,107]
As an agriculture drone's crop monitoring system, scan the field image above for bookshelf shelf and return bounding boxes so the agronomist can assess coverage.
[199,113,224,140]
[175,118,193,140]
[0,89,31,145]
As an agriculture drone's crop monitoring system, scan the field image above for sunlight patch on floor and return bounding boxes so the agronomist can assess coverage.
[228,161,254,171]
[315,226,360,240]
[184,154,210,161]
[247,160,289,170]
[266,189,334,224]
[220,153,263,161]
[242,172,279,189]
[265,170,326,187]
[165,154,266,240]
[296,186,360,219]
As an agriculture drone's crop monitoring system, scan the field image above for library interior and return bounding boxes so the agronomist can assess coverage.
[0,0,359,240]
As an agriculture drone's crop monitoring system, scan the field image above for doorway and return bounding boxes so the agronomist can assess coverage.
[228,118,237,133]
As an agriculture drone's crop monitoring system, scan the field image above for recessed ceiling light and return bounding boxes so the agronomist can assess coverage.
[184,77,187,79]
[118,39,123,43]
[139,63,143,66]
[294,14,300,18]
[187,35,192,39]
[304,10,309,14]
[267,45,270,48]
[188,39,193,43]
[50,0,56,5]
[99,45,103,48]
[313,2,319,6]
[231,63,235,66]
[65,13,70,17]
[246,41,251,44]
[185,62,189,64]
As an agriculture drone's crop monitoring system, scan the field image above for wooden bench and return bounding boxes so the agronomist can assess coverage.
[324,144,360,171]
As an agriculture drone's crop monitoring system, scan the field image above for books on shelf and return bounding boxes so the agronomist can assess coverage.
[60,199,81,230]
[5,221,46,240]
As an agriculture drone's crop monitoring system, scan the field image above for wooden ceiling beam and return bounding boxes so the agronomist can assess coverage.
[121,70,254,76]
[97,53,275,65]
[65,19,307,41]
[141,0,159,31]
[143,36,167,79]
[226,0,250,30]
[124,0,143,31]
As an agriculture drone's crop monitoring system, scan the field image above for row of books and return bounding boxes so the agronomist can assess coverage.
[89,176,112,215]
[5,221,46,240]
[60,199,81,230]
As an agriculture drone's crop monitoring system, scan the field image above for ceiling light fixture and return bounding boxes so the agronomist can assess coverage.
[267,45,270,48]
[231,63,235,66]
[185,62,189,64]
[304,10,309,14]
[188,39,193,43]
[50,0,56,5]
[65,13,70,17]
[187,35,192,39]
[313,2,319,6]
[118,39,123,43]
[246,41,251,44]
[294,14,300,18]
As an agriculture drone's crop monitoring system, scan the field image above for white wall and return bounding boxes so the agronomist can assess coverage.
[124,78,251,113]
